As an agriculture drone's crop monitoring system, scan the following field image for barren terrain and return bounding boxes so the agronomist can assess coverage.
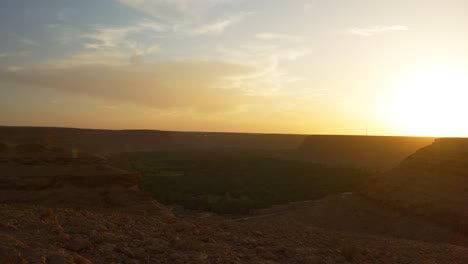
[1,130,467,263]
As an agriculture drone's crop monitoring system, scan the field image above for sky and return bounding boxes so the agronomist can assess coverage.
[1,0,468,136]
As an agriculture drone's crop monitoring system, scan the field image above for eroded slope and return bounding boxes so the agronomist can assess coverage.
[298,135,434,170]
[0,143,170,215]
[362,138,468,233]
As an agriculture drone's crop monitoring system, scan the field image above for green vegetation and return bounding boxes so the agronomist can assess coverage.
[109,150,370,214]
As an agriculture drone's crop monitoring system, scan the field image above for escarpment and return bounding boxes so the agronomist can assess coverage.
[362,138,468,232]
[0,126,306,155]
[0,143,171,216]
[298,135,435,170]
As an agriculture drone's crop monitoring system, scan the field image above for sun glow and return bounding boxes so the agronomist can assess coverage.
[382,64,468,137]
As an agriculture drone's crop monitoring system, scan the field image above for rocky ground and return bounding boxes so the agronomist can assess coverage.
[1,204,468,264]
[254,193,468,248]
[1,143,467,263]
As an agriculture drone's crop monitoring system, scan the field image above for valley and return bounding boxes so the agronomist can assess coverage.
[0,126,467,263]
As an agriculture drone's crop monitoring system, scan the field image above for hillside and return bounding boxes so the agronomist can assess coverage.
[0,126,306,155]
[298,135,435,170]
[362,138,468,233]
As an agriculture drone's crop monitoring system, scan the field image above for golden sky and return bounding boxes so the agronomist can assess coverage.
[1,0,468,136]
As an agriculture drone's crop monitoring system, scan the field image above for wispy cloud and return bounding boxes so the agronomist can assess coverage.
[0,51,29,60]
[347,25,409,37]
[304,0,316,10]
[44,23,84,45]
[116,0,250,36]
[217,44,310,96]
[84,20,165,50]
[255,33,308,42]
[50,20,165,67]
[117,0,236,23]
[0,60,266,112]
[99,105,118,110]
[192,13,251,35]
[17,37,38,46]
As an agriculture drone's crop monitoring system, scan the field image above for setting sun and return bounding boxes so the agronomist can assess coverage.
[382,64,468,137]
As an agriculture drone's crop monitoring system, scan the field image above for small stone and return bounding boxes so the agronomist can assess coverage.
[101,233,121,244]
[51,224,64,233]
[73,255,93,264]
[66,237,92,252]
[19,248,44,263]
[47,254,74,264]
[99,243,116,253]
[0,248,27,264]
[58,232,71,242]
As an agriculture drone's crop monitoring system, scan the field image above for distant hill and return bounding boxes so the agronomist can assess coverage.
[362,138,468,233]
[0,126,306,155]
[298,135,435,170]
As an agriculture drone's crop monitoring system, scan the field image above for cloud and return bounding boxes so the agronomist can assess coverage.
[84,20,164,52]
[0,60,266,112]
[254,33,308,42]
[52,51,132,67]
[49,20,164,67]
[17,37,38,46]
[304,0,316,10]
[116,0,236,23]
[192,13,251,35]
[192,19,234,35]
[116,0,252,38]
[347,25,409,37]
[217,44,310,96]
[99,105,118,110]
[44,23,84,45]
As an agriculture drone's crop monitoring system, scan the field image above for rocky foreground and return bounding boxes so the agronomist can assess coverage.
[2,204,468,264]
[1,143,467,263]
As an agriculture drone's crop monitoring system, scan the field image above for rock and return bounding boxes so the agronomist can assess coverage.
[100,233,121,244]
[66,237,92,252]
[19,248,45,263]
[47,254,75,264]
[98,243,116,254]
[0,248,27,264]
[58,232,71,243]
[115,244,136,258]
[73,255,93,264]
